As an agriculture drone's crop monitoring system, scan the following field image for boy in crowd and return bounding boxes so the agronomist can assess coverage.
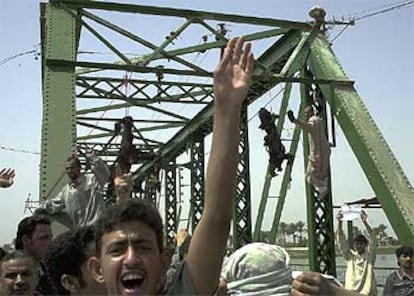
[383,246,414,296]
[46,226,106,295]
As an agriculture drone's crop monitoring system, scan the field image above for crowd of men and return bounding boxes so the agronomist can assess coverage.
[1,38,413,296]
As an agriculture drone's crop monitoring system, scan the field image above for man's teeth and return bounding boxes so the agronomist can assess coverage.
[123,273,143,281]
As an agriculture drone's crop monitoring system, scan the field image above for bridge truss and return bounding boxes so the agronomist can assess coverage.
[40,0,414,273]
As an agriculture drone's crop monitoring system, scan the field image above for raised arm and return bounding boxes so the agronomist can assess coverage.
[87,152,110,186]
[336,210,350,257]
[113,163,132,204]
[287,110,312,132]
[186,37,254,295]
[360,210,377,253]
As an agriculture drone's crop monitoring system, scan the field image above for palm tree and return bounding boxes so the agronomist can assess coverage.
[279,222,287,246]
[286,223,298,245]
[373,224,388,244]
[295,220,306,245]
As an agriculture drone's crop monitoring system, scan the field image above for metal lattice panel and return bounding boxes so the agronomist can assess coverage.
[300,81,336,275]
[164,163,177,247]
[144,177,158,206]
[311,190,336,275]
[190,135,205,232]
[233,105,252,250]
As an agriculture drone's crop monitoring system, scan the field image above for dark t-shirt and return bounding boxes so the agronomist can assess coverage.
[383,270,414,296]
[166,261,195,295]
[36,262,57,296]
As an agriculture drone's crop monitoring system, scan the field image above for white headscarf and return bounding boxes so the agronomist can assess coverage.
[221,243,292,296]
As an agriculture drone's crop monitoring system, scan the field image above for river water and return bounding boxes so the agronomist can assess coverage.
[291,253,397,268]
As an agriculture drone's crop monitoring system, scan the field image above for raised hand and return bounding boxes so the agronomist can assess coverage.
[360,210,367,223]
[114,163,132,203]
[336,210,343,222]
[0,168,15,188]
[176,228,189,247]
[213,37,254,109]
[287,110,296,123]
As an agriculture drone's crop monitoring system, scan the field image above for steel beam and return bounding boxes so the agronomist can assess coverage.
[40,3,77,200]
[164,162,177,247]
[232,104,252,249]
[59,1,312,31]
[190,135,205,232]
[300,73,336,275]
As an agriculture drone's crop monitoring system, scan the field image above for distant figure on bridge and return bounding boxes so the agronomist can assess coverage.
[258,108,292,177]
[336,209,377,295]
[43,151,110,228]
[0,168,15,188]
[288,105,330,197]
[383,246,413,296]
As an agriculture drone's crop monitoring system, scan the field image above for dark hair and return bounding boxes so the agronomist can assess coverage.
[396,246,413,258]
[353,234,368,244]
[45,226,95,295]
[0,250,37,275]
[15,214,51,250]
[66,155,81,167]
[95,199,163,256]
[0,248,6,261]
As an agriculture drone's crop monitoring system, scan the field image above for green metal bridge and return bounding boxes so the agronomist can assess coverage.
[40,0,414,275]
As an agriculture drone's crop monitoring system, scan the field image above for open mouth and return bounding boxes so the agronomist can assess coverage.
[121,273,145,292]
[13,288,29,295]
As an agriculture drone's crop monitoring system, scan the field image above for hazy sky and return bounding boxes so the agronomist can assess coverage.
[0,0,413,244]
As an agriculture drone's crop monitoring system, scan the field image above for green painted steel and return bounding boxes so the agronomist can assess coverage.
[233,104,252,249]
[133,30,304,182]
[40,3,77,200]
[165,163,178,247]
[300,78,318,271]
[40,2,414,269]
[60,0,312,31]
[299,69,336,275]
[308,36,414,244]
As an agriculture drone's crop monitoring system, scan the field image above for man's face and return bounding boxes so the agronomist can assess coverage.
[96,221,165,296]
[304,106,314,119]
[0,257,38,295]
[24,223,52,261]
[353,240,367,255]
[398,253,413,270]
[66,160,81,181]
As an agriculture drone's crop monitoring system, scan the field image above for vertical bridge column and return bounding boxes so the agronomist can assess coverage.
[301,79,336,275]
[190,134,205,233]
[164,161,177,247]
[233,104,252,250]
[40,3,77,200]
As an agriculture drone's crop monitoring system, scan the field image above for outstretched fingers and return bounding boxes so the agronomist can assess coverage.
[232,37,244,65]
[218,38,237,71]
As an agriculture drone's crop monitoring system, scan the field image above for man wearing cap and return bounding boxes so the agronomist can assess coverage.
[383,246,414,296]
